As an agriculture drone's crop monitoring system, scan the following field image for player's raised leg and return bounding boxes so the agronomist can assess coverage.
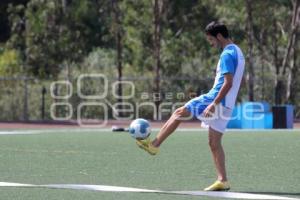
[204,127,230,191]
[152,107,190,147]
[136,106,190,155]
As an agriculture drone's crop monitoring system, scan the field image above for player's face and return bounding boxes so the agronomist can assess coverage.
[206,34,220,48]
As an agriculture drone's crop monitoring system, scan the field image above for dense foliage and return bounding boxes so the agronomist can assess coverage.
[0,0,299,120]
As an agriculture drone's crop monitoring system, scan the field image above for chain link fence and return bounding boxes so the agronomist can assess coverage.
[1,75,298,123]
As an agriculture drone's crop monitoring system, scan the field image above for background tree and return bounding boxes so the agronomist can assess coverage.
[111,0,124,116]
[1,0,300,120]
[245,0,255,101]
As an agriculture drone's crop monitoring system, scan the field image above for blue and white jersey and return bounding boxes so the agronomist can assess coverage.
[205,44,245,109]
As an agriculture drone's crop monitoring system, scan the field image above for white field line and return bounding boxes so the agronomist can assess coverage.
[0,182,298,200]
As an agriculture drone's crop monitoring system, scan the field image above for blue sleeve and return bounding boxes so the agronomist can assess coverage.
[220,53,235,75]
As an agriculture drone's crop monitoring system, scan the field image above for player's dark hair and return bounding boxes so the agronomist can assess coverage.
[205,21,229,38]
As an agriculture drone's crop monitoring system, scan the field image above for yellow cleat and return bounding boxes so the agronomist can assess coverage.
[204,180,230,191]
[136,137,159,155]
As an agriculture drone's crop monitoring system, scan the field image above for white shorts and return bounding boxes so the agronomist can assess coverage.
[184,95,233,134]
[198,104,233,134]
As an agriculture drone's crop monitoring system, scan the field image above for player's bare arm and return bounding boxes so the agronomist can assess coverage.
[203,73,233,117]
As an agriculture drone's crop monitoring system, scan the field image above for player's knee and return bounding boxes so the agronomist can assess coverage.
[171,111,181,120]
[173,107,187,120]
[175,107,185,113]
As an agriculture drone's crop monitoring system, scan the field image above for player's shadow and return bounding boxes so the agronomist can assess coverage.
[240,191,300,197]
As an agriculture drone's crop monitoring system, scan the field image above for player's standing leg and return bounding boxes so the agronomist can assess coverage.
[204,127,230,191]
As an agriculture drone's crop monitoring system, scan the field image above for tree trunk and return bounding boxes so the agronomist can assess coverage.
[112,0,123,117]
[245,0,255,101]
[280,0,300,104]
[153,0,164,119]
[61,0,67,14]
[280,0,300,76]
[286,33,298,104]
[272,18,282,105]
[258,29,266,100]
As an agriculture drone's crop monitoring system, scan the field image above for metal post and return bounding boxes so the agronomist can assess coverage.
[41,86,46,120]
[23,77,29,121]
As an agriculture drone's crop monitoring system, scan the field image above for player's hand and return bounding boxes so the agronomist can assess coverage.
[203,103,216,118]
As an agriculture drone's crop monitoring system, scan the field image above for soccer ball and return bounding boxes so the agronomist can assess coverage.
[129,118,151,139]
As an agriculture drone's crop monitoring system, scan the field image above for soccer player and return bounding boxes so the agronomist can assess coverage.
[136,21,245,191]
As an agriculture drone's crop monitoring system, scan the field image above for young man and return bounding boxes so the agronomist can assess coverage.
[136,21,245,191]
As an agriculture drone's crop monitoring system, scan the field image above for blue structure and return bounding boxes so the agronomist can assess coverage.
[227,102,273,129]
[285,105,294,129]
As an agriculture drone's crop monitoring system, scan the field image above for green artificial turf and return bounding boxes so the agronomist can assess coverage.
[0,129,299,200]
